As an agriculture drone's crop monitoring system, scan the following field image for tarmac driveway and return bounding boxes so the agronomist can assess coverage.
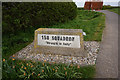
[95,10,119,78]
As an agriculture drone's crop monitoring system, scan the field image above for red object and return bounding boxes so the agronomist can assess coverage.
[84,1,103,10]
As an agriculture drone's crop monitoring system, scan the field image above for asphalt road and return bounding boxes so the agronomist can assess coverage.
[95,10,119,78]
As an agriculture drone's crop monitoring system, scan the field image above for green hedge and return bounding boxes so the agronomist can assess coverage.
[2,2,77,34]
[102,5,113,10]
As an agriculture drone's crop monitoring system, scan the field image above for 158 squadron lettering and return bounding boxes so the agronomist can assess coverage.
[42,35,75,41]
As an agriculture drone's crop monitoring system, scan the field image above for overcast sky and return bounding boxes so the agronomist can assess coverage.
[73,0,120,7]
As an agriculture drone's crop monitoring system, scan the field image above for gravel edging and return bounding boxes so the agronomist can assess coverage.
[11,41,100,66]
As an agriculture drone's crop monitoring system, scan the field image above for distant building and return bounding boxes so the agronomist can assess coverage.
[84,0,103,10]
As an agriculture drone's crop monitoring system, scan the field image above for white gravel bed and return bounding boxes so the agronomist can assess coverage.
[12,41,100,66]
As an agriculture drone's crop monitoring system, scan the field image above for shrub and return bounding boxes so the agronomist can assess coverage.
[2,2,77,34]
[2,59,95,79]
[102,5,113,10]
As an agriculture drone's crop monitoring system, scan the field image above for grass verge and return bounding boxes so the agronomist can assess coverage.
[47,10,105,41]
[107,7,120,15]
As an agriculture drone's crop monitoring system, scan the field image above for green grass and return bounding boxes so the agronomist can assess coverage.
[2,9,105,79]
[47,10,105,41]
[107,7,120,15]
[2,27,35,59]
[2,59,95,79]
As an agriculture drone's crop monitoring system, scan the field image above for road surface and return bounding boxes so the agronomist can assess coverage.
[95,10,119,78]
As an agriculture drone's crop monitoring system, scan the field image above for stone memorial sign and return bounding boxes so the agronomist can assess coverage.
[34,28,86,57]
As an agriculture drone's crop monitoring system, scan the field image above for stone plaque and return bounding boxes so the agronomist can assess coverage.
[37,34,80,48]
[34,28,86,57]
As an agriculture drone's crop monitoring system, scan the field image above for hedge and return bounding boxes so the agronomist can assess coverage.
[2,2,77,34]
[102,5,113,10]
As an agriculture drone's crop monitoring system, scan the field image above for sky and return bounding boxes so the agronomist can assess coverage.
[73,0,120,7]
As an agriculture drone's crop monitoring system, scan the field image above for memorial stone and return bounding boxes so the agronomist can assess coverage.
[34,28,87,57]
